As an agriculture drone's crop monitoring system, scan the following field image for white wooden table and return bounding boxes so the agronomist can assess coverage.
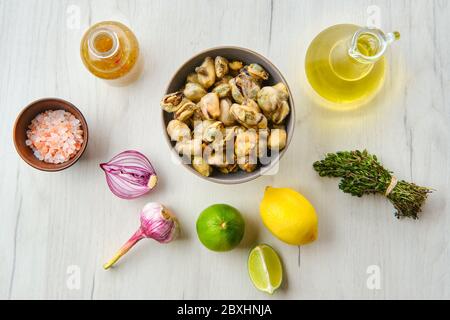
[1,0,449,300]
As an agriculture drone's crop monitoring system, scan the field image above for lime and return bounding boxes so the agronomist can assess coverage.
[248,244,283,294]
[196,204,245,252]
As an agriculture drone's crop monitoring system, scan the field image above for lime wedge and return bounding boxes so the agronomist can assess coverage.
[248,244,283,294]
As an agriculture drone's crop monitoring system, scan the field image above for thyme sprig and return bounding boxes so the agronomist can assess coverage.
[313,150,433,219]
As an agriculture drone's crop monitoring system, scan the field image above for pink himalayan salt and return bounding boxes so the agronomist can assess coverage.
[25,109,84,164]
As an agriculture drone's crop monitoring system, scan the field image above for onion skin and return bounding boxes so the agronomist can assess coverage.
[100,150,158,200]
[103,203,179,270]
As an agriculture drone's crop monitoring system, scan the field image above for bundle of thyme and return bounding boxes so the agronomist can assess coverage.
[313,150,433,219]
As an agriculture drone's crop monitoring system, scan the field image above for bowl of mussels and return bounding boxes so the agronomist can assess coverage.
[161,46,295,184]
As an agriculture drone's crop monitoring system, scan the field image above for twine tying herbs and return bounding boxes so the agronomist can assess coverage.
[385,176,398,196]
[313,150,433,220]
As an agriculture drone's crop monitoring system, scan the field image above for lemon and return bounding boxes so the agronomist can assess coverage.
[248,244,283,294]
[260,187,318,245]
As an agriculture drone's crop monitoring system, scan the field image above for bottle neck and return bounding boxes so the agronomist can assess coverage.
[348,28,400,64]
[87,28,120,59]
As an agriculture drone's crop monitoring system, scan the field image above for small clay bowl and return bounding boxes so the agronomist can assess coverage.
[162,46,295,184]
[13,98,89,172]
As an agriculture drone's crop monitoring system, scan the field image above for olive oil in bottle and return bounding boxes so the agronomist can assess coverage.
[305,24,400,109]
[80,21,142,86]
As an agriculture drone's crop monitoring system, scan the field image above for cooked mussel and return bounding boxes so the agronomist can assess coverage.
[230,100,268,129]
[215,56,229,79]
[161,91,184,113]
[183,82,207,102]
[235,129,258,173]
[212,82,231,98]
[219,98,236,126]
[271,100,290,125]
[174,99,198,122]
[167,120,191,142]
[198,92,221,120]
[194,120,224,143]
[175,138,204,157]
[257,83,290,124]
[229,73,261,103]
[192,156,213,177]
[229,60,244,72]
[268,127,287,151]
[243,63,269,81]
[195,57,216,89]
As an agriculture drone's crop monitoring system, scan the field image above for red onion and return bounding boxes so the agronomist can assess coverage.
[103,203,179,269]
[100,150,158,199]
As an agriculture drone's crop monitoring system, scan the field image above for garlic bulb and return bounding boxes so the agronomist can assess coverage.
[103,203,179,270]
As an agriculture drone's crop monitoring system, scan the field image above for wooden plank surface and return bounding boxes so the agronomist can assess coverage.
[0,0,449,299]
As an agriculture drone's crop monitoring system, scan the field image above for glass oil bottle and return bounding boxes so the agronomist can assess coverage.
[81,21,143,86]
[305,24,400,109]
